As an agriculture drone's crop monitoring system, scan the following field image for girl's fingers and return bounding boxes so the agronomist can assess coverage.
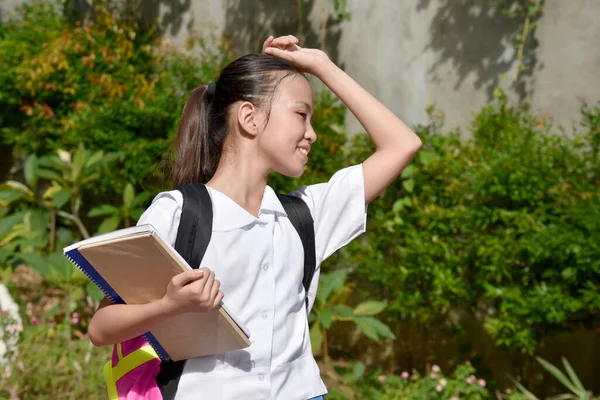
[281,35,299,44]
[209,279,221,305]
[202,269,216,297]
[264,47,293,61]
[271,35,298,48]
[188,267,212,294]
[213,291,224,309]
[263,35,300,55]
[261,35,274,53]
[171,269,203,288]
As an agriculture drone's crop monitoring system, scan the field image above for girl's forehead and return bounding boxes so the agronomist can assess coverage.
[276,75,313,102]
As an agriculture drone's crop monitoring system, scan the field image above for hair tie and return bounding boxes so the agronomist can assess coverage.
[206,82,217,97]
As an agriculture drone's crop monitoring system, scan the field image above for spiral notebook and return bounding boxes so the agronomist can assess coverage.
[63,224,251,361]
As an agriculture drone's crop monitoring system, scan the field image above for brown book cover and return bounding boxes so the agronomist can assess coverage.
[64,225,251,361]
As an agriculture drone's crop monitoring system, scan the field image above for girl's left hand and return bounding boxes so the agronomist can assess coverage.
[262,35,331,76]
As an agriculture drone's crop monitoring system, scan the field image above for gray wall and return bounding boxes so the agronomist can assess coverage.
[133,0,600,134]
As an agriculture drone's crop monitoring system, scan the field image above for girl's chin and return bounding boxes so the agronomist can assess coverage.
[276,163,307,178]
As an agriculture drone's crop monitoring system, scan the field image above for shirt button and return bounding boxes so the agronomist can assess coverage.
[262,263,269,271]
[261,313,268,320]
[258,373,265,381]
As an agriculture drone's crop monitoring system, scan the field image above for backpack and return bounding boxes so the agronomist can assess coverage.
[103,184,317,400]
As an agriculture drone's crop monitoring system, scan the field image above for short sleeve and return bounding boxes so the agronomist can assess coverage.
[290,164,367,263]
[136,190,184,248]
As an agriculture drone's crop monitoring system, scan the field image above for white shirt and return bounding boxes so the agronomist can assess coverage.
[137,164,367,400]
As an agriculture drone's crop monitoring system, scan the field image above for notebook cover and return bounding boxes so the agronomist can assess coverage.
[64,227,251,361]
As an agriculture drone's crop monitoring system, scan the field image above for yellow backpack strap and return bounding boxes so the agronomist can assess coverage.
[111,345,159,382]
[103,344,159,400]
[104,360,119,400]
[116,343,124,360]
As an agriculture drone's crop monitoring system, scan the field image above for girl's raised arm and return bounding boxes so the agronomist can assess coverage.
[263,35,422,204]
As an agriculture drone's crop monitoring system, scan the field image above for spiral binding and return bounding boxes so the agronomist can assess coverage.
[63,249,170,360]
[64,250,122,304]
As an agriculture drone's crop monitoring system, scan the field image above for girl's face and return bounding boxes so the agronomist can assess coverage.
[258,75,317,177]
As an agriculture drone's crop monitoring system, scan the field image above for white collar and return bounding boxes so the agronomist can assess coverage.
[206,185,287,232]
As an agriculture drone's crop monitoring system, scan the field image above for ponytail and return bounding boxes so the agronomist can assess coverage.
[171,84,224,187]
[170,54,302,188]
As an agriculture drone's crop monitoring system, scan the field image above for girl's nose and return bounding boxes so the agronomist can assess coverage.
[305,124,317,144]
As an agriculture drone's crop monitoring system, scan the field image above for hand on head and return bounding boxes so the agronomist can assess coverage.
[262,35,331,76]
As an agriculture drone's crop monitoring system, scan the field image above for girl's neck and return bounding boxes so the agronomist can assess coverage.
[206,154,268,218]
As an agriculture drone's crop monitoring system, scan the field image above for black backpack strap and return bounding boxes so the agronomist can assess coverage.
[156,183,213,399]
[276,194,317,310]
[173,184,213,270]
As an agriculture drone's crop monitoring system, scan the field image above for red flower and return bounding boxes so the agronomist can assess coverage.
[19,105,33,116]
[44,83,57,91]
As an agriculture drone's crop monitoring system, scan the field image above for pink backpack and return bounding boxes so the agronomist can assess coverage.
[103,336,162,400]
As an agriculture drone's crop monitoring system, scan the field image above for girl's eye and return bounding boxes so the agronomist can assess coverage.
[297,112,307,120]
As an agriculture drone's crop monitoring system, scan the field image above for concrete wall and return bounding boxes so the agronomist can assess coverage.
[130,0,600,135]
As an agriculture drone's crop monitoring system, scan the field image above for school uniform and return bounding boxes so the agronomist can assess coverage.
[137,164,367,400]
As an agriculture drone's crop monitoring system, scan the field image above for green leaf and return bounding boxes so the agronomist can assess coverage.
[354,300,387,316]
[53,188,70,209]
[24,154,38,188]
[19,252,51,276]
[401,164,418,178]
[131,208,145,221]
[86,282,105,301]
[48,251,74,283]
[131,191,152,208]
[89,204,119,218]
[333,304,354,318]
[310,322,323,353]
[418,151,436,166]
[561,357,585,392]
[536,357,579,395]
[319,308,333,329]
[36,168,62,182]
[511,377,540,400]
[368,317,396,340]
[101,152,121,164]
[123,183,135,208]
[0,188,26,204]
[0,248,12,263]
[0,212,24,237]
[317,269,347,303]
[402,178,415,193]
[38,155,63,169]
[351,362,365,382]
[96,215,121,234]
[85,151,105,168]
[355,316,396,341]
[354,316,379,341]
[28,209,49,233]
[72,144,86,179]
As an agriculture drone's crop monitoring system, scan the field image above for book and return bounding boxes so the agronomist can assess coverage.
[63,224,251,361]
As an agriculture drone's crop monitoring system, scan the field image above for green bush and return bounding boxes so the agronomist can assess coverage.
[0,0,232,195]
[0,310,110,399]
[328,361,490,400]
[349,91,600,354]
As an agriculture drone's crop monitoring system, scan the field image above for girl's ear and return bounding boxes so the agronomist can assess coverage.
[236,101,260,137]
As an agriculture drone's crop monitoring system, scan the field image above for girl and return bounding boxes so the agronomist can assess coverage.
[89,35,421,400]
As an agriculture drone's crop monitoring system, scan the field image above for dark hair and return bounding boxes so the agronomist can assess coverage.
[171,54,302,187]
